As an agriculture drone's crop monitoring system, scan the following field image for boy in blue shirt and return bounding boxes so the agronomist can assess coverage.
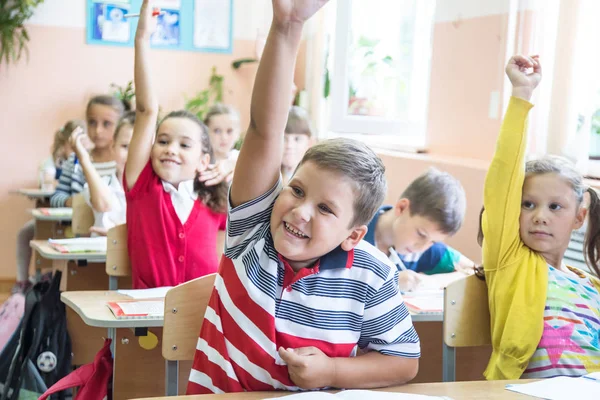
[365,167,475,291]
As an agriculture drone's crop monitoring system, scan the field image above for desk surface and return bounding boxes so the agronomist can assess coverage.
[133,379,534,399]
[61,291,164,328]
[19,188,55,198]
[30,240,106,262]
[31,208,73,221]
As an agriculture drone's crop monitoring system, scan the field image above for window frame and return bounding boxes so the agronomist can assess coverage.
[328,0,436,149]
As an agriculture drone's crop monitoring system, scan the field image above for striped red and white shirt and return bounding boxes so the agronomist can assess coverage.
[187,182,420,394]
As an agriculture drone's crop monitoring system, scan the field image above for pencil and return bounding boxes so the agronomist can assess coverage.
[388,247,408,271]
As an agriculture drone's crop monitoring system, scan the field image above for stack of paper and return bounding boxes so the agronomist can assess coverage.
[268,390,450,399]
[48,237,107,254]
[403,290,444,314]
[117,287,173,299]
[505,373,600,400]
[106,299,164,320]
[38,208,73,217]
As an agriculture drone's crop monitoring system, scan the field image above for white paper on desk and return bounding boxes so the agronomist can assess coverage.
[505,376,600,400]
[117,287,173,299]
[266,390,449,399]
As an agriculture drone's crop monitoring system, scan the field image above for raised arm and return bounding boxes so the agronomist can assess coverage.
[71,128,114,212]
[230,0,328,207]
[483,55,541,269]
[125,0,159,190]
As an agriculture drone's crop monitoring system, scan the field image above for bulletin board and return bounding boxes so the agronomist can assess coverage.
[86,0,233,54]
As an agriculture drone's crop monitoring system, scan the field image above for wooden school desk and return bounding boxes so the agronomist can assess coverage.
[30,208,72,272]
[61,291,186,400]
[18,188,54,207]
[132,379,537,399]
[30,240,109,365]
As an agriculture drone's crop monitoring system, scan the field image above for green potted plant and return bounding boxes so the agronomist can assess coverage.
[185,66,224,121]
[0,0,45,66]
[347,35,393,116]
[110,80,136,110]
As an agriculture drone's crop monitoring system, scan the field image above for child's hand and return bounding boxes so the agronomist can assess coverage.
[398,270,422,292]
[135,0,158,39]
[278,346,335,389]
[272,0,329,27]
[198,160,234,186]
[505,55,542,101]
[69,127,88,159]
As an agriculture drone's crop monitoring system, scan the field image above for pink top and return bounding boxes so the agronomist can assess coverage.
[124,161,226,289]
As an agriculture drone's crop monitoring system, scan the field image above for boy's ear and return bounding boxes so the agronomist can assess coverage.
[394,198,410,216]
[341,225,368,251]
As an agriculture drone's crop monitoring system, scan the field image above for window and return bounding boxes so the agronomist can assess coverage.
[328,0,436,149]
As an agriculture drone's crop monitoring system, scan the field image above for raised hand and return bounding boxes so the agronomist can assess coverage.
[69,127,88,159]
[505,55,542,101]
[135,0,158,39]
[272,0,329,26]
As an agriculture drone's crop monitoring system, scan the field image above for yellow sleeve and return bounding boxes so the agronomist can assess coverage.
[482,96,533,271]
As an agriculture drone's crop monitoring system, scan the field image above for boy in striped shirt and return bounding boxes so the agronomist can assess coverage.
[188,0,420,394]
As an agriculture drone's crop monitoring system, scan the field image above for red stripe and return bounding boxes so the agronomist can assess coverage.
[219,257,277,339]
[276,331,356,358]
[190,346,243,393]
[217,296,294,387]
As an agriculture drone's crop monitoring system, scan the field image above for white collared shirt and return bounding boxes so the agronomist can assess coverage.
[161,179,198,224]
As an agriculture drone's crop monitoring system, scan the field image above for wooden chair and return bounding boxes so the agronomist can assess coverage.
[106,224,131,290]
[71,193,94,237]
[162,273,216,396]
[442,274,491,381]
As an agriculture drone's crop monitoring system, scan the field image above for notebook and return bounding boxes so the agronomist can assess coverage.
[106,299,164,320]
[267,390,450,399]
[402,292,444,314]
[37,208,73,217]
[48,237,107,254]
[505,373,600,400]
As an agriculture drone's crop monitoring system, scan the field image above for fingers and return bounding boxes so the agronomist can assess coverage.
[278,347,306,368]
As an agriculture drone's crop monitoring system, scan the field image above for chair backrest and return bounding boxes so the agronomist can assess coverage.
[162,274,217,361]
[443,274,491,347]
[71,193,94,236]
[106,224,130,277]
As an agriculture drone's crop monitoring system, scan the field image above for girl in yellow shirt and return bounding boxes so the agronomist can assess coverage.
[481,55,600,379]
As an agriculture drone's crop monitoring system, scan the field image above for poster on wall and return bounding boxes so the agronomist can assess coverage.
[151,0,181,46]
[193,0,233,52]
[89,0,132,44]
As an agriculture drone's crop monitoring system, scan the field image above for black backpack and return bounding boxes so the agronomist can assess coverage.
[0,271,72,400]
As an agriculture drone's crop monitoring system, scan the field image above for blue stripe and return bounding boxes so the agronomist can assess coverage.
[361,304,411,337]
[243,249,277,300]
[228,207,273,237]
[365,274,399,309]
[292,277,374,303]
[276,300,363,332]
[229,181,280,213]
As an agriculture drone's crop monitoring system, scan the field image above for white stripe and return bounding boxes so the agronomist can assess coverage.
[188,369,225,394]
[195,338,239,382]
[204,306,223,332]
[275,319,360,344]
[224,337,298,391]
[216,274,277,359]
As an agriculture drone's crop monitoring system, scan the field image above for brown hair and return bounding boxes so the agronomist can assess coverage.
[203,103,240,127]
[52,120,85,162]
[160,110,228,213]
[285,106,313,137]
[477,155,600,277]
[401,167,466,235]
[86,94,129,117]
[297,138,386,227]
[114,111,136,141]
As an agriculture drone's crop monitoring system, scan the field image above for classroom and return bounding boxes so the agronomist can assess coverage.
[1,0,599,399]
